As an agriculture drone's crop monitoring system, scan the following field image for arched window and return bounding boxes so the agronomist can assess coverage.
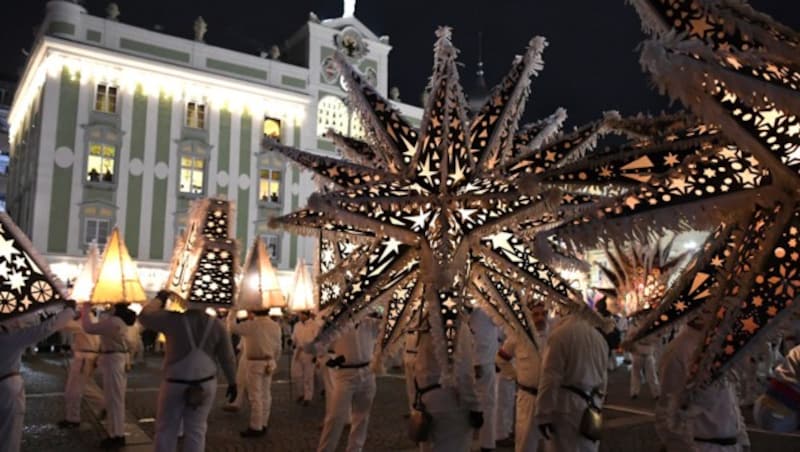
[316,95,348,137]
[350,110,366,140]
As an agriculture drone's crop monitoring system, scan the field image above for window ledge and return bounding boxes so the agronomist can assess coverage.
[258,200,283,208]
[179,191,206,199]
[84,181,116,190]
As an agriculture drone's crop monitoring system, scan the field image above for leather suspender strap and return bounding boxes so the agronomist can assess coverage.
[0,372,20,382]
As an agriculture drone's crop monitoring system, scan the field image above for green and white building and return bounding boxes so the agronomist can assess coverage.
[8,1,422,290]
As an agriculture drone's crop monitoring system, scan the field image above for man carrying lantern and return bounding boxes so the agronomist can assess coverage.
[655,313,750,452]
[1,302,76,452]
[292,310,319,405]
[139,290,238,452]
[497,301,550,452]
[469,306,500,452]
[59,309,103,428]
[229,309,282,437]
[315,313,381,452]
[81,302,136,448]
[535,312,610,452]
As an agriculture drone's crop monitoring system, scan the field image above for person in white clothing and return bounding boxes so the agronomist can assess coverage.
[470,306,500,452]
[0,303,75,452]
[82,303,136,449]
[292,311,318,405]
[229,310,283,437]
[535,313,609,452]
[315,315,380,452]
[629,334,660,400]
[754,344,800,432]
[139,290,237,452]
[414,318,483,452]
[404,326,421,414]
[497,302,549,452]
[223,339,248,412]
[656,316,750,452]
[59,312,104,427]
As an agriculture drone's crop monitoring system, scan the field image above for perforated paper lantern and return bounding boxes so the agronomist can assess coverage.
[237,237,285,311]
[165,198,238,309]
[288,259,316,313]
[70,242,100,303]
[0,212,67,321]
[90,227,147,304]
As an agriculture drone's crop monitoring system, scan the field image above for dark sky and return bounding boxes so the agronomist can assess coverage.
[2,1,798,127]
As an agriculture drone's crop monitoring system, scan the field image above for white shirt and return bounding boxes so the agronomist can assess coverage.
[500,331,546,388]
[82,310,129,353]
[0,309,74,374]
[292,319,318,349]
[655,326,750,450]
[469,308,499,366]
[330,317,380,365]
[230,315,282,360]
[535,314,608,424]
[62,318,100,353]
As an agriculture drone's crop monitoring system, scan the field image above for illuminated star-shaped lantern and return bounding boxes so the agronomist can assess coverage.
[0,213,67,322]
[166,198,238,309]
[70,241,100,303]
[270,28,701,374]
[288,259,317,313]
[237,237,285,311]
[90,227,147,305]
[596,0,800,387]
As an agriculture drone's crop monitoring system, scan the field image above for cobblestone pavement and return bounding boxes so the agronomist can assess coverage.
[18,351,800,451]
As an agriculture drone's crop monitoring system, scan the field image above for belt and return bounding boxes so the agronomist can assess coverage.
[76,350,99,354]
[99,350,128,354]
[338,362,370,369]
[694,437,737,446]
[0,372,20,382]
[405,350,418,354]
[167,375,216,385]
[416,381,442,396]
[518,383,538,396]
[246,356,274,361]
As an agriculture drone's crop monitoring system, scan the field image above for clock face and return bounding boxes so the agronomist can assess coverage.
[339,74,350,92]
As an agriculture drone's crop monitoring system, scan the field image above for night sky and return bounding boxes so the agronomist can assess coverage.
[1,1,798,128]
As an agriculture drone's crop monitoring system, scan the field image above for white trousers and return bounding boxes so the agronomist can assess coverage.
[154,378,217,452]
[317,368,376,452]
[228,353,248,408]
[495,376,516,440]
[515,389,540,452]
[246,359,275,429]
[0,375,24,452]
[542,413,598,452]
[64,355,104,422]
[631,353,660,398]
[419,409,472,452]
[292,351,315,401]
[99,353,127,437]
[475,363,498,449]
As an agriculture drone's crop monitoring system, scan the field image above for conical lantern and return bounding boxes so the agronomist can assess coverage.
[237,237,285,311]
[70,241,100,303]
[90,227,147,304]
[288,259,316,313]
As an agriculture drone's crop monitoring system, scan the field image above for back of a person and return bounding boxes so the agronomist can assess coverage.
[553,316,607,389]
[243,316,281,360]
[162,311,221,369]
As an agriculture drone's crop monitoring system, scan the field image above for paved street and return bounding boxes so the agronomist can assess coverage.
[17,350,800,451]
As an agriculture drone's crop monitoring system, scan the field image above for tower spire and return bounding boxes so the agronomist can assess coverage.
[468,31,489,115]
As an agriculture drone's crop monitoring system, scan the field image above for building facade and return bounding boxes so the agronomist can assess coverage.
[8,1,422,289]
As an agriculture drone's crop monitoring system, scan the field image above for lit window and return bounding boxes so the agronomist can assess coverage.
[350,110,366,139]
[179,155,205,195]
[85,218,111,245]
[316,96,348,137]
[186,102,206,129]
[263,117,282,142]
[94,84,118,113]
[259,169,282,203]
[87,143,116,183]
[262,233,280,261]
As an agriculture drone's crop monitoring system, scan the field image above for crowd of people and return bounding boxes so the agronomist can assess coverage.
[1,290,800,452]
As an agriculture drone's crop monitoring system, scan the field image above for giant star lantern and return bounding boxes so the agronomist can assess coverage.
[271,28,716,375]
[600,0,800,387]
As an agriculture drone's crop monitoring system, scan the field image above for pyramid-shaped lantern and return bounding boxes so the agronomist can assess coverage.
[165,198,238,309]
[70,241,100,303]
[288,259,316,313]
[90,227,147,304]
[0,213,68,321]
[237,237,285,311]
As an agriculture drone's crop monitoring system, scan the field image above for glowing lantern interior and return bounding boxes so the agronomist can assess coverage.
[288,259,316,312]
[90,227,147,304]
[237,237,285,310]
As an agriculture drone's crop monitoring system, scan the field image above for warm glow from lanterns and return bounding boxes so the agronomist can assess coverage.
[70,242,100,303]
[90,227,147,304]
[236,237,286,311]
[288,259,317,313]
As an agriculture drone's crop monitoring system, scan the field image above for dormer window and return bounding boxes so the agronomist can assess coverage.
[186,101,206,129]
[94,84,118,114]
